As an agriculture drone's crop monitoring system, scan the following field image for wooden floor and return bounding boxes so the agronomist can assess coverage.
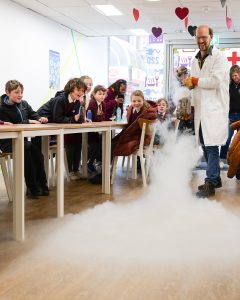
[0,166,240,300]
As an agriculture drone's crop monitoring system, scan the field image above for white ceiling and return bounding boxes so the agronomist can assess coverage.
[12,0,240,37]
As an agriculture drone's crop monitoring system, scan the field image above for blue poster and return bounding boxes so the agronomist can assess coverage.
[49,50,60,89]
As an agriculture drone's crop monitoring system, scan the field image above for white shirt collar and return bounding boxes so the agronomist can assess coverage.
[96,100,102,106]
[133,108,140,113]
[68,94,75,103]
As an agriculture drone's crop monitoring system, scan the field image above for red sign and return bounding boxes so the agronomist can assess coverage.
[227,51,240,65]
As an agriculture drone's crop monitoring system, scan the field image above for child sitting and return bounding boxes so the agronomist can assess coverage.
[0,80,49,198]
[38,78,87,180]
[154,98,175,145]
[112,90,157,157]
[80,75,93,110]
[104,79,127,121]
[87,85,107,183]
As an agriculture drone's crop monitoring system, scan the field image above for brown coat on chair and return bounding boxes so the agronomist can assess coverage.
[227,120,240,178]
[112,100,157,156]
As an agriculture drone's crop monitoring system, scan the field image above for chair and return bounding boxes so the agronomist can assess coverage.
[0,151,13,202]
[49,145,70,187]
[111,118,157,187]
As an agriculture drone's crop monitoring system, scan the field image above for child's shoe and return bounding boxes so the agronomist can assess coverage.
[87,163,97,174]
[40,185,50,196]
[70,172,80,181]
[26,186,41,199]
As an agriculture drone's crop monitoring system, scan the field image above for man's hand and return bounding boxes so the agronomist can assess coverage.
[183,77,199,89]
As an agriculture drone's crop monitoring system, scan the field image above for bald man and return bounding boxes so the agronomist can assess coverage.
[185,25,229,198]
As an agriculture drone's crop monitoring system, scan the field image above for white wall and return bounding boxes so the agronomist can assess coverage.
[0,0,108,109]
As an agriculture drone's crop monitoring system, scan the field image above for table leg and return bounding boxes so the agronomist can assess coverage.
[13,132,25,241]
[102,129,111,194]
[42,136,49,185]
[82,133,88,177]
[57,131,64,217]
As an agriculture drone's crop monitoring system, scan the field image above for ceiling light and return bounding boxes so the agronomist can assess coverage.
[146,0,161,2]
[129,29,149,35]
[93,5,122,16]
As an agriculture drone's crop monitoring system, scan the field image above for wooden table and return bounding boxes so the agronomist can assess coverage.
[0,124,62,242]
[0,121,127,242]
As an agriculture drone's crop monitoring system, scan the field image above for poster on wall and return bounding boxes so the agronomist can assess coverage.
[49,50,60,89]
[143,34,165,100]
[109,35,165,102]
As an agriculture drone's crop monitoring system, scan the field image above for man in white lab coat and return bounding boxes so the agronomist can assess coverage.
[184,25,229,198]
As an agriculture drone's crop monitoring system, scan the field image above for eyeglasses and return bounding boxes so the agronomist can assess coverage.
[195,35,210,41]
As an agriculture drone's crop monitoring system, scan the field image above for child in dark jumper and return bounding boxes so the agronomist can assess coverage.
[37,78,87,180]
[0,80,49,198]
[87,85,107,180]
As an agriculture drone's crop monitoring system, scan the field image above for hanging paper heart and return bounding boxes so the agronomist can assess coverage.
[184,17,188,29]
[175,7,189,20]
[188,25,197,37]
[133,8,139,21]
[220,0,226,8]
[152,27,162,38]
[226,17,232,30]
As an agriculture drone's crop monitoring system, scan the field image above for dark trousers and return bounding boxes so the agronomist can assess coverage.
[0,140,47,190]
[88,133,102,164]
[199,125,220,185]
[65,143,81,172]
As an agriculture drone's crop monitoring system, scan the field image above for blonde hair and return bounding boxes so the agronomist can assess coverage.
[131,90,144,100]
[80,75,92,82]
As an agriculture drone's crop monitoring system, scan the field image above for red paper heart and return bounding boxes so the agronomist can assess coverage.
[184,17,188,29]
[152,27,162,38]
[226,16,232,30]
[175,7,189,20]
[133,8,139,21]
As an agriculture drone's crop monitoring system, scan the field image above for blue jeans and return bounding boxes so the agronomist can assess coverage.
[199,125,220,185]
[220,112,240,159]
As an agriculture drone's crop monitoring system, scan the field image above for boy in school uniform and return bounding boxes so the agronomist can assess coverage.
[87,85,106,180]
[0,80,49,198]
[37,78,87,180]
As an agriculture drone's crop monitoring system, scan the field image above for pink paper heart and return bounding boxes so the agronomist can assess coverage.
[226,16,232,30]
[152,27,162,38]
[184,17,188,29]
[175,7,189,20]
[133,8,139,21]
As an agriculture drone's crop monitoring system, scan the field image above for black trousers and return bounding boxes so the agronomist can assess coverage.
[88,133,102,164]
[0,139,47,189]
[65,143,81,172]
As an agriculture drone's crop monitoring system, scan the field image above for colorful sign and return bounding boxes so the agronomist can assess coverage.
[49,50,60,89]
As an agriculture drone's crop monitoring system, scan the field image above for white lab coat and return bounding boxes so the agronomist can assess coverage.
[191,46,229,146]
